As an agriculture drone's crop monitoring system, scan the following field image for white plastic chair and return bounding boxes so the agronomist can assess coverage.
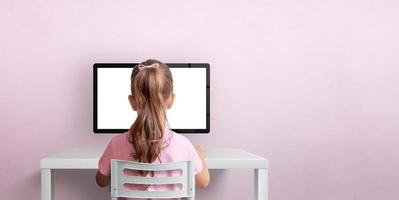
[111,159,195,200]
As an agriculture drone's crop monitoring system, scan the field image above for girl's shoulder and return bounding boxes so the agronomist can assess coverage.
[163,130,199,163]
[167,130,195,149]
[108,131,130,147]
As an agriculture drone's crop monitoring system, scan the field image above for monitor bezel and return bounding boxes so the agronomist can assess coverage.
[93,63,210,134]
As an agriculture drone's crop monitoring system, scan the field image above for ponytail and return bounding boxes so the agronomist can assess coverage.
[129,59,173,176]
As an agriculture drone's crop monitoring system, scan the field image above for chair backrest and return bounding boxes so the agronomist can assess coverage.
[111,159,195,199]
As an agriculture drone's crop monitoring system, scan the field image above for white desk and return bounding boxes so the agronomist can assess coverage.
[41,148,268,200]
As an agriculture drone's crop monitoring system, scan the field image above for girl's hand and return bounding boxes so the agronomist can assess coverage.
[194,145,210,188]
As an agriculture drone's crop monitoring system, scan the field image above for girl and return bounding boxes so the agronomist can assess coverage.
[96,59,210,193]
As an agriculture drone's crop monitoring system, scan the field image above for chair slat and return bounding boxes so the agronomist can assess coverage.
[115,190,189,199]
[119,161,188,171]
[120,175,185,185]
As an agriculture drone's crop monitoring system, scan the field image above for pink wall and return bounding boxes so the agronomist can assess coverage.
[1,0,399,199]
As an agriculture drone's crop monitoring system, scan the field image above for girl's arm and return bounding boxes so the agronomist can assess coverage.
[195,146,210,188]
[96,171,110,187]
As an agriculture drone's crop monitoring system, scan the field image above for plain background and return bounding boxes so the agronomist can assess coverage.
[1,0,399,199]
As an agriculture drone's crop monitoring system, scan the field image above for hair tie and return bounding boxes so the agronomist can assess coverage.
[137,63,160,71]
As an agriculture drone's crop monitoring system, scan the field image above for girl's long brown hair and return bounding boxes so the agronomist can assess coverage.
[129,59,173,176]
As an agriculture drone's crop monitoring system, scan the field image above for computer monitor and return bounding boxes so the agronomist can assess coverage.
[93,63,210,134]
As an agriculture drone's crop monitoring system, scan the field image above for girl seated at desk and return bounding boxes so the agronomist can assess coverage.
[96,59,210,193]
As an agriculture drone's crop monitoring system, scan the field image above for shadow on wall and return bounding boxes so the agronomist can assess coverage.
[14,171,41,199]
[55,170,106,200]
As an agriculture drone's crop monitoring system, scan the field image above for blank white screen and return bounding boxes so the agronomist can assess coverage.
[97,68,207,130]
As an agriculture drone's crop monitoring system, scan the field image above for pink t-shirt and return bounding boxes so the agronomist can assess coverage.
[98,128,203,196]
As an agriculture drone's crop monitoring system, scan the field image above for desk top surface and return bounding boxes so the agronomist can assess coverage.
[41,148,268,169]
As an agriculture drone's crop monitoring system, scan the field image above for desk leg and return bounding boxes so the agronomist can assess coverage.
[254,169,268,200]
[41,169,54,200]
